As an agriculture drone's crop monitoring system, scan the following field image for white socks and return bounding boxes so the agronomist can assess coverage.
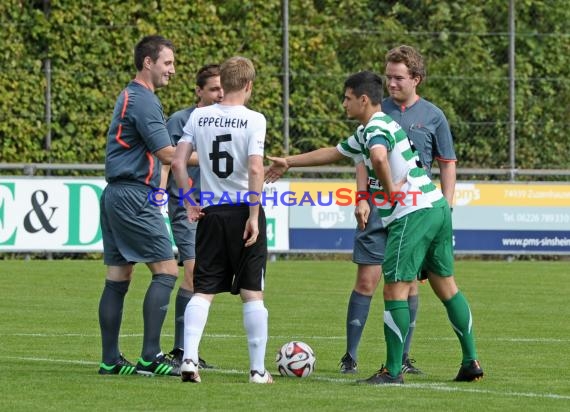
[183,295,211,363]
[243,300,268,372]
[183,297,268,373]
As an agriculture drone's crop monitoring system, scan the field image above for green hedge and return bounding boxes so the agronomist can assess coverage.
[1,0,569,174]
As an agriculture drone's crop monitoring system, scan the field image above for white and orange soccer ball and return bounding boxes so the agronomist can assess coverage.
[275,341,316,378]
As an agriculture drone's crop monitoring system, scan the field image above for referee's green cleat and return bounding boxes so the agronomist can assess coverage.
[98,354,137,375]
[136,353,180,376]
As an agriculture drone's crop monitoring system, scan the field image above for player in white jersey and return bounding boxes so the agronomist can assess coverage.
[171,56,272,384]
[182,105,265,205]
[266,71,483,384]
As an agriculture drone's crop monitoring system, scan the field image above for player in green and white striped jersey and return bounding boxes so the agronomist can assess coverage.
[337,112,447,227]
[343,71,482,385]
[266,70,483,385]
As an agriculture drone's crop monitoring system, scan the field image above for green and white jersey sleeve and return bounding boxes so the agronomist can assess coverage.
[337,129,364,161]
[334,133,362,165]
[337,124,386,192]
[362,112,446,226]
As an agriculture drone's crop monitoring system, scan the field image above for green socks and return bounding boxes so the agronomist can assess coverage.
[383,300,409,377]
[443,291,478,364]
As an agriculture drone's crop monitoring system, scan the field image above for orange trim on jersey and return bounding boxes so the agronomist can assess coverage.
[133,78,152,90]
[120,90,129,117]
[435,156,457,163]
[400,95,420,112]
[115,90,131,149]
[144,151,154,185]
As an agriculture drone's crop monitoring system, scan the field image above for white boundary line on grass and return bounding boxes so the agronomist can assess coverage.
[2,332,569,343]
[314,375,570,400]
[3,355,570,401]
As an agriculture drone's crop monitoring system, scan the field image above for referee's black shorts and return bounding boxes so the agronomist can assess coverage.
[194,204,267,295]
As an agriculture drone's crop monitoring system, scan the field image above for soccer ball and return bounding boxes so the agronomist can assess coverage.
[275,341,316,377]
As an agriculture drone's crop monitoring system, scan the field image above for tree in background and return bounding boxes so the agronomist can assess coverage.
[0,0,568,175]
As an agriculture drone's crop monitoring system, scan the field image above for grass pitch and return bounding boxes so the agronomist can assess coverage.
[0,259,569,411]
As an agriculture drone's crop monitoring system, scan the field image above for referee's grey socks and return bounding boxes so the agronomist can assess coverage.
[174,287,194,350]
[99,279,130,365]
[346,290,372,361]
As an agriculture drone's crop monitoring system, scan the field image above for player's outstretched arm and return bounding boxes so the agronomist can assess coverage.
[265,147,345,183]
[265,155,289,183]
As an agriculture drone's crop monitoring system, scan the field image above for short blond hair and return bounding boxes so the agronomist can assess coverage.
[220,56,256,93]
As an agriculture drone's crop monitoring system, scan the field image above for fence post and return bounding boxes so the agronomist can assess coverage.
[43,0,52,170]
[508,0,516,182]
[282,0,290,155]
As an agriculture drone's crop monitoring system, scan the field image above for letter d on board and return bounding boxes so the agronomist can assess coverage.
[0,182,17,245]
[63,183,103,246]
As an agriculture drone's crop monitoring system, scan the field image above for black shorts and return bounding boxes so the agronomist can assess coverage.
[194,204,267,295]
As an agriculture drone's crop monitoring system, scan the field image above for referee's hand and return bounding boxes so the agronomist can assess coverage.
[355,198,370,231]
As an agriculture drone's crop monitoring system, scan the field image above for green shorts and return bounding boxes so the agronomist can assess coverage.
[382,205,454,283]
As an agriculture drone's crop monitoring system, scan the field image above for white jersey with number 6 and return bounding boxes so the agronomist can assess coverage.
[180,103,266,205]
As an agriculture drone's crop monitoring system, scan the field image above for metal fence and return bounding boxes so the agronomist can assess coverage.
[2,163,570,180]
